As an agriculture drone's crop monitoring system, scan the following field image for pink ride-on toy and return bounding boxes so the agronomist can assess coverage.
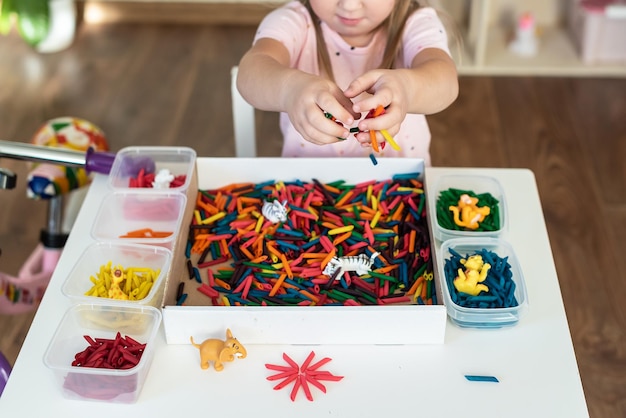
[0,118,116,394]
[0,117,114,315]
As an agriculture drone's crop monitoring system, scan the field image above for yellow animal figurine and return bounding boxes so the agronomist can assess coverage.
[108,265,128,300]
[448,194,491,230]
[190,329,247,372]
[453,255,491,296]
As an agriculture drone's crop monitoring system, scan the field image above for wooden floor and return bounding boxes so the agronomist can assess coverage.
[1,22,624,417]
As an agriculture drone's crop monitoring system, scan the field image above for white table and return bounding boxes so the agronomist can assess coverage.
[0,164,589,418]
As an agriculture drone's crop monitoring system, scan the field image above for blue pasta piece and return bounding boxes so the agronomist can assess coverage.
[176,293,188,306]
[449,248,463,259]
[481,249,496,266]
[185,240,192,258]
[465,375,499,383]
[193,267,202,283]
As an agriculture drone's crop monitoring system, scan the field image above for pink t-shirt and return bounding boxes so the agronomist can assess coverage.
[253,1,451,165]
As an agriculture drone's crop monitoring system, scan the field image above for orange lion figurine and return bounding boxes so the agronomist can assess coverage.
[190,329,247,372]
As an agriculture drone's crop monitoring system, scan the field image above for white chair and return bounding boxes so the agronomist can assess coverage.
[230,66,257,157]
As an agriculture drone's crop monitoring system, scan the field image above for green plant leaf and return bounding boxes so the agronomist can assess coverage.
[0,0,17,35]
[14,0,49,46]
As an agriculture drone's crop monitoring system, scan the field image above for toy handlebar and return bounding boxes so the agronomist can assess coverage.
[0,139,116,175]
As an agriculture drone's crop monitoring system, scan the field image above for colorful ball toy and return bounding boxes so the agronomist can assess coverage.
[27,117,109,199]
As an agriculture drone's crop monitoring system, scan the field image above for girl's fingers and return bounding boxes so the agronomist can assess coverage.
[296,116,348,145]
[320,96,358,125]
[344,71,381,98]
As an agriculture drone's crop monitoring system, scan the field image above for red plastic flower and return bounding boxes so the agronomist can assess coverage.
[265,351,343,401]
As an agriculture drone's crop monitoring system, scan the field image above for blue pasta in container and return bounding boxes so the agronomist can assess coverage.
[437,238,528,328]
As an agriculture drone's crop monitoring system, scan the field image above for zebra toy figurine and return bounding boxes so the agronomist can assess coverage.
[323,252,380,280]
[261,199,289,223]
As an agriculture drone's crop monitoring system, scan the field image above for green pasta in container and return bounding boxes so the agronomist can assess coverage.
[436,188,501,231]
[427,174,507,241]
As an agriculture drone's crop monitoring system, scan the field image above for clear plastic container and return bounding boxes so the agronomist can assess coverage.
[61,242,172,308]
[91,191,186,250]
[437,238,528,328]
[43,303,161,403]
[428,174,507,242]
[107,146,196,193]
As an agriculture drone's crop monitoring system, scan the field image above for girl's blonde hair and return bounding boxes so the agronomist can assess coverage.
[300,0,422,81]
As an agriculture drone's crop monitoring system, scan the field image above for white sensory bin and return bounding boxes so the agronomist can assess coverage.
[161,157,448,345]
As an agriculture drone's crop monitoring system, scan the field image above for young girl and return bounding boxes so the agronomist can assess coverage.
[237,0,458,165]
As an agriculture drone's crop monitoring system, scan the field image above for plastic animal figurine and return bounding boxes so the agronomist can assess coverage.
[453,255,491,296]
[151,168,174,188]
[323,252,380,279]
[190,329,247,372]
[448,194,491,230]
[107,265,128,300]
[262,199,289,223]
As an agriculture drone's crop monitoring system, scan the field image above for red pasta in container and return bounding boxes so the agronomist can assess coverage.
[44,303,161,403]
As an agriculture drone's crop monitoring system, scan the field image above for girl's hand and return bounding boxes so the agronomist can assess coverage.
[343,69,409,146]
[238,38,363,146]
[283,72,360,145]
